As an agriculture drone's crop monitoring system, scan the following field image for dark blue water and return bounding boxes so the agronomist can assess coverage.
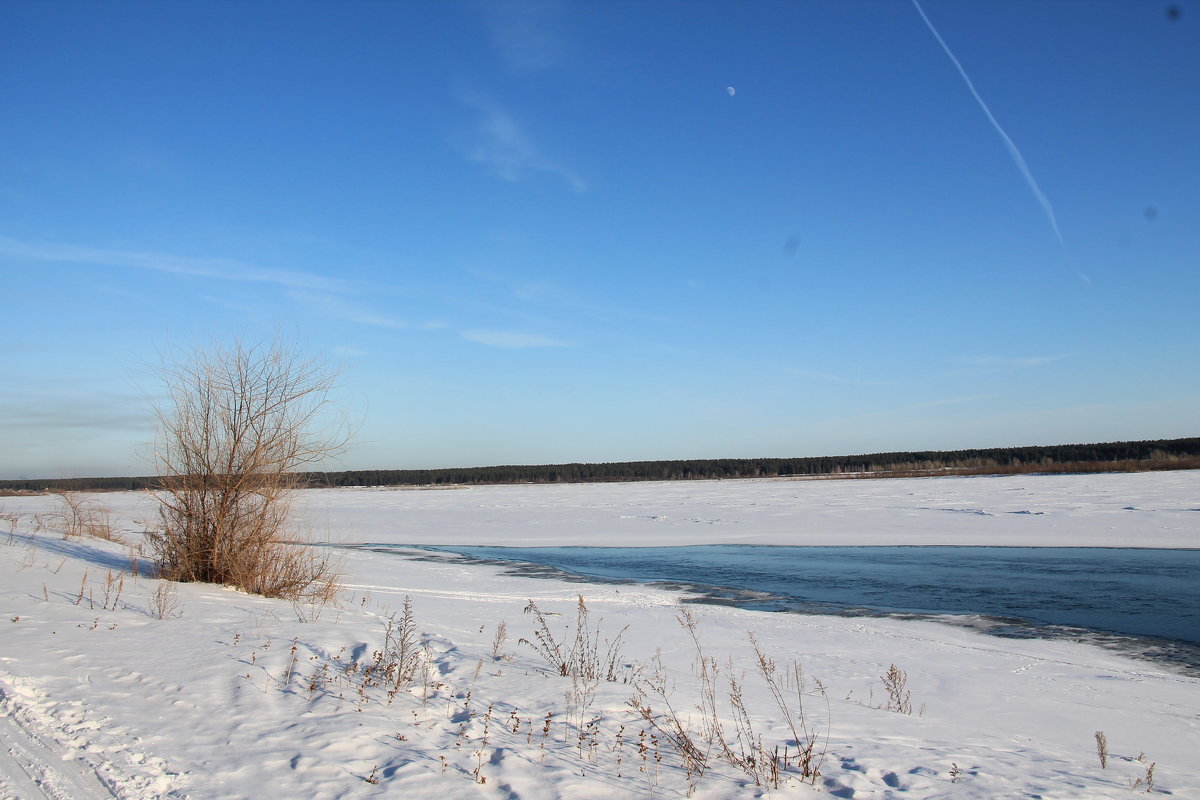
[407,545,1200,673]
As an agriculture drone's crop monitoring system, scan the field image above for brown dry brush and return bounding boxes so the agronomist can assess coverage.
[749,634,828,784]
[146,338,347,600]
[380,596,425,693]
[520,596,629,683]
[632,610,829,790]
[678,607,734,764]
[51,492,123,543]
[293,597,432,709]
[628,652,711,785]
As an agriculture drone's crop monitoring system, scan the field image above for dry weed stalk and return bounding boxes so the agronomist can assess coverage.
[678,607,733,763]
[148,582,183,619]
[881,664,913,715]
[633,609,830,791]
[280,638,301,687]
[325,597,431,709]
[292,568,342,622]
[147,337,347,600]
[1130,756,1156,792]
[99,570,125,611]
[627,646,711,789]
[490,620,509,662]
[566,666,600,743]
[381,596,425,692]
[473,702,494,783]
[0,507,20,538]
[748,634,828,784]
[520,596,628,682]
[1095,730,1108,769]
[19,539,40,570]
[74,569,88,605]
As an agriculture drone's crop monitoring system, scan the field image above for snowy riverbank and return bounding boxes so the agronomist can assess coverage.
[1,471,1197,798]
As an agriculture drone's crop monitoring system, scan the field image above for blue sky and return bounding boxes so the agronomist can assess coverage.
[2,0,1197,479]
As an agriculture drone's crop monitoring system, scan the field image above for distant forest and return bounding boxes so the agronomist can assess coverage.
[3,437,1198,493]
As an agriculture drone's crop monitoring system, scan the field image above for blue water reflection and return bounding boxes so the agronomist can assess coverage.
[412,545,1200,670]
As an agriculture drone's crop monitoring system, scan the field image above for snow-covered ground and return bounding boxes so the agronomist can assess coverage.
[1,471,1197,799]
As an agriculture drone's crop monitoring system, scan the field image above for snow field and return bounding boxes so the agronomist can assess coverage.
[0,471,1197,798]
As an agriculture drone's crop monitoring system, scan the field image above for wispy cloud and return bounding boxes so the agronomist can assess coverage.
[951,354,1066,372]
[287,290,410,330]
[513,280,578,305]
[0,234,454,334]
[461,95,587,192]
[461,329,571,349]
[907,394,997,410]
[0,235,345,293]
[783,366,892,387]
[482,0,570,74]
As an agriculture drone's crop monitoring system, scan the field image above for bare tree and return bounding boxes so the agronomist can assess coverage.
[147,337,346,599]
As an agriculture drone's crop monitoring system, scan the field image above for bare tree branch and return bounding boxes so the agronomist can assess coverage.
[147,337,346,599]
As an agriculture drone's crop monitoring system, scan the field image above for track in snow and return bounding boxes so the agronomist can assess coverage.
[0,685,118,800]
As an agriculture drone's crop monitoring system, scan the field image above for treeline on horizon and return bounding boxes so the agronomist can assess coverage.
[3,437,1198,493]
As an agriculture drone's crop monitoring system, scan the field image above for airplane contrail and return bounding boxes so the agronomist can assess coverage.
[911,0,1064,246]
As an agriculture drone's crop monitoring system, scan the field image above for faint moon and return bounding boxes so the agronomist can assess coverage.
[726,86,735,96]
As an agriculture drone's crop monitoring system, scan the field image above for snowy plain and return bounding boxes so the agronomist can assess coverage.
[1,470,1198,799]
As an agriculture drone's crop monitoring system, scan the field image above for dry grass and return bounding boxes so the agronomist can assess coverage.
[629,607,829,790]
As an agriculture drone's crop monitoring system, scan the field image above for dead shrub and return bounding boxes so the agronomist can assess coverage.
[52,492,123,543]
[146,337,347,600]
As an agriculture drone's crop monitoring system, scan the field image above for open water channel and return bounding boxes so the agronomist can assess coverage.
[402,544,1200,674]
